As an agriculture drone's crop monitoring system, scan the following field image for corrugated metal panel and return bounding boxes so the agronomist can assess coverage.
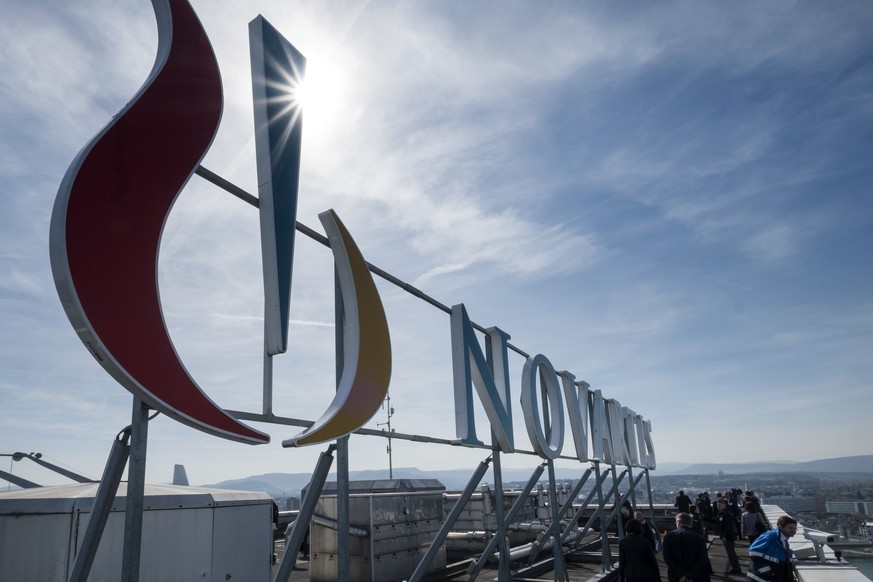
[0,483,272,581]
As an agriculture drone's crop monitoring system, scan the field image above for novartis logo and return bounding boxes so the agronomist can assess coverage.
[49,0,655,468]
[50,0,391,447]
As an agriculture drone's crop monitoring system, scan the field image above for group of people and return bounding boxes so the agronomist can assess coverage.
[618,489,798,582]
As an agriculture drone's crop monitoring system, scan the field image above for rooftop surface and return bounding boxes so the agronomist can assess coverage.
[274,504,872,582]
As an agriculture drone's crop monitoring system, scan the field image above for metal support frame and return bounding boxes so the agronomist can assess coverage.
[644,468,655,518]
[526,464,592,565]
[68,426,132,582]
[0,469,40,489]
[263,350,274,416]
[408,457,492,582]
[6,452,92,483]
[604,468,629,526]
[557,478,592,547]
[490,445,511,581]
[334,269,351,582]
[562,469,610,546]
[467,463,545,581]
[627,465,637,510]
[610,464,625,540]
[190,167,662,582]
[592,462,611,571]
[544,459,569,580]
[520,466,593,571]
[274,445,337,582]
[121,397,150,582]
[627,469,647,510]
[337,437,350,581]
[510,466,605,581]
[532,466,592,551]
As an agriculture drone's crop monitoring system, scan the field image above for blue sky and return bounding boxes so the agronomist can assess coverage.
[1,0,872,487]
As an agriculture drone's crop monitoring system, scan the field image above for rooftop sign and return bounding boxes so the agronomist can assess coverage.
[49,0,655,469]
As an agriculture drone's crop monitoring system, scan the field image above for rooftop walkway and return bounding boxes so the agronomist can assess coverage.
[275,504,872,581]
[758,504,870,582]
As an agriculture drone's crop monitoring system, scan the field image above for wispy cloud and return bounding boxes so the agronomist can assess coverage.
[2,1,872,484]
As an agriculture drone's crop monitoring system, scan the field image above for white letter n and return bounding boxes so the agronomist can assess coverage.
[450,303,514,452]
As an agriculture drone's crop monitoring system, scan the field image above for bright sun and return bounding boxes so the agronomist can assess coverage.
[296,59,346,144]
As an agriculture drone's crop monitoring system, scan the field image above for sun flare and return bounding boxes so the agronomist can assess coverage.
[297,59,347,144]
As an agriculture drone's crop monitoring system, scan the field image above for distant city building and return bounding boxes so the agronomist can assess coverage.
[765,496,816,513]
[825,501,873,515]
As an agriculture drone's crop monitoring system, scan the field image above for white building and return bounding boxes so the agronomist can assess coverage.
[765,496,816,513]
[825,500,873,515]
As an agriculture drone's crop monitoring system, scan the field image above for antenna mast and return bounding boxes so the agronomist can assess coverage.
[378,393,395,479]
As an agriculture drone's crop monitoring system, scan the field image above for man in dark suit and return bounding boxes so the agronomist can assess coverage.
[714,498,743,574]
[619,518,661,582]
[663,513,711,582]
[675,490,693,513]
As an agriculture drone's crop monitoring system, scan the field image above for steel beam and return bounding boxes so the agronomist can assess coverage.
[0,469,40,489]
[121,398,150,582]
[592,462,611,571]
[409,457,491,582]
[544,459,568,580]
[527,465,592,563]
[467,463,545,581]
[490,446,510,581]
[21,453,92,483]
[562,468,610,546]
[644,468,655,519]
[274,445,336,582]
[68,427,131,582]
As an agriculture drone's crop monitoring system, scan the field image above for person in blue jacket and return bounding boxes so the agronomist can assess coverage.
[746,515,797,582]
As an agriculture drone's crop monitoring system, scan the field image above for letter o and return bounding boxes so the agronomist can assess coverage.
[521,354,564,459]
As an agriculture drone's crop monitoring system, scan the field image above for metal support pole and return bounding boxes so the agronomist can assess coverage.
[644,468,655,518]
[68,428,132,582]
[610,464,625,540]
[603,468,629,530]
[627,465,637,510]
[490,443,510,581]
[337,436,350,582]
[593,462,610,572]
[409,457,491,582]
[0,469,40,489]
[562,469,609,545]
[544,459,568,580]
[545,468,591,542]
[122,397,149,582]
[626,469,646,512]
[263,351,274,416]
[552,468,590,523]
[468,463,545,581]
[334,268,351,582]
[274,446,337,582]
[529,460,593,562]
[22,453,92,483]
[574,472,621,552]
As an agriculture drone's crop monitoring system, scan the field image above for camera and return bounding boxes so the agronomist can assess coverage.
[803,530,837,544]
[797,529,838,563]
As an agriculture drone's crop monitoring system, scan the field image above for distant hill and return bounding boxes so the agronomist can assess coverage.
[792,456,873,473]
[201,455,873,497]
[203,466,587,497]
[654,455,873,476]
